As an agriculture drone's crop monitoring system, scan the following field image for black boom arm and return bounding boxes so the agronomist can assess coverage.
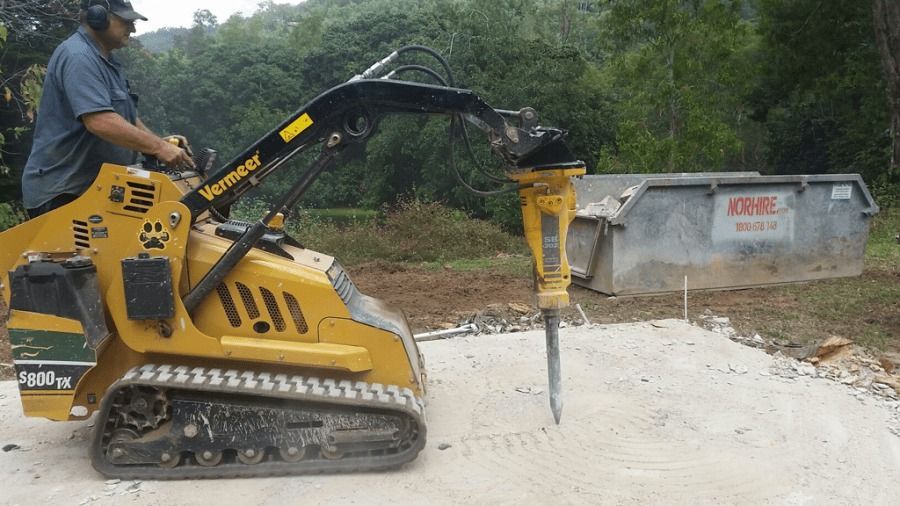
[179,79,577,220]
[179,77,581,315]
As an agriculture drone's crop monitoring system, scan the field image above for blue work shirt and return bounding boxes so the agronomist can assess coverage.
[22,26,139,209]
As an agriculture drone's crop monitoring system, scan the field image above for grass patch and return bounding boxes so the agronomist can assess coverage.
[866,207,900,269]
[419,254,532,276]
[736,209,899,349]
[783,275,898,349]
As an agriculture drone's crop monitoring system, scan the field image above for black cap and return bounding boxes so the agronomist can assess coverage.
[83,0,148,22]
[109,0,148,21]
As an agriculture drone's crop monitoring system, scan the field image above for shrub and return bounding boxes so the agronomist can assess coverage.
[870,178,900,210]
[0,201,25,231]
[232,197,525,265]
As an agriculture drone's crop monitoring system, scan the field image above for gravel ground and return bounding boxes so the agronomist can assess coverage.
[1,319,899,505]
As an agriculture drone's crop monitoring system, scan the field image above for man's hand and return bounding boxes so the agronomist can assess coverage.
[163,135,194,158]
[153,139,195,170]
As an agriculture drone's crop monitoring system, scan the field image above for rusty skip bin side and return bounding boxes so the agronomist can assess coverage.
[566,173,879,296]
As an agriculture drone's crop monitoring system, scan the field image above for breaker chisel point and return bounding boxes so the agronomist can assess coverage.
[543,309,563,424]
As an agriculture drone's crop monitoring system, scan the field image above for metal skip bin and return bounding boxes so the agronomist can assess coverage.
[566,173,880,296]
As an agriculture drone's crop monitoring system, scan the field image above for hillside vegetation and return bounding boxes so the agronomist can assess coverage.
[0,0,897,227]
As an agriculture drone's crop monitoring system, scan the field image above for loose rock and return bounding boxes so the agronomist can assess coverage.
[456,303,581,335]
[729,363,749,375]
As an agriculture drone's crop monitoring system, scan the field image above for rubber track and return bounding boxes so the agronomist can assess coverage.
[90,364,427,480]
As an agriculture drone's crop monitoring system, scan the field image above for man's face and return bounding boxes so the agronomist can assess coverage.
[103,14,136,50]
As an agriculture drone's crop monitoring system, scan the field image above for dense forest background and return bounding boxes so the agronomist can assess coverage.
[1,0,899,228]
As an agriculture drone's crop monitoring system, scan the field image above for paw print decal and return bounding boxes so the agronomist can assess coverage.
[139,220,170,250]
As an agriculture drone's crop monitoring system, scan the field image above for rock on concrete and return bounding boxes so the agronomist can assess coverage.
[1,319,899,505]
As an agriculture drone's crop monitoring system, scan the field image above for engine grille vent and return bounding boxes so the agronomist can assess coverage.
[73,220,90,249]
[123,181,157,214]
[283,292,308,334]
[216,282,308,335]
[216,283,242,327]
[235,282,260,319]
[328,265,358,305]
[259,287,286,332]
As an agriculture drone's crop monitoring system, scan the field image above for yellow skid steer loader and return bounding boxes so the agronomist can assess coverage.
[1,46,584,479]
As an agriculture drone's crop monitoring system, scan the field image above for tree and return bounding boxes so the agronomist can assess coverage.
[0,0,78,205]
[119,0,615,227]
[0,21,45,153]
[600,0,759,173]
[873,0,900,175]
[0,0,80,226]
[0,0,77,46]
[193,9,218,30]
[753,0,891,189]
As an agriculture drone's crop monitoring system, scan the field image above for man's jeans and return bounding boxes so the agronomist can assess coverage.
[26,193,79,219]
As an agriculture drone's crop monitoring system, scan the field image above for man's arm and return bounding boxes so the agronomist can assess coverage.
[137,117,193,157]
[136,117,154,134]
[83,112,194,168]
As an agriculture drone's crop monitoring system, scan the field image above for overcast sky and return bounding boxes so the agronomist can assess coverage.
[132,1,306,34]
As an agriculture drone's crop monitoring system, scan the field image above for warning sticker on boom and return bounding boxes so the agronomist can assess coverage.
[279,113,314,143]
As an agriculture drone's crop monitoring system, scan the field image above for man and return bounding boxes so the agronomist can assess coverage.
[21,0,194,219]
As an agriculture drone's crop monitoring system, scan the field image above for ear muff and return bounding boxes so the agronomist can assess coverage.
[85,0,111,31]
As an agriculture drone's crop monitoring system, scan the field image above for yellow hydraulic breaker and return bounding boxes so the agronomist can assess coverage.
[510,165,586,423]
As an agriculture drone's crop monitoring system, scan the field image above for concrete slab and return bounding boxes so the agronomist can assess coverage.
[1,320,899,505]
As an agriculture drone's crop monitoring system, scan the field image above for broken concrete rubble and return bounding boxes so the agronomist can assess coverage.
[448,303,584,335]
[701,313,900,438]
